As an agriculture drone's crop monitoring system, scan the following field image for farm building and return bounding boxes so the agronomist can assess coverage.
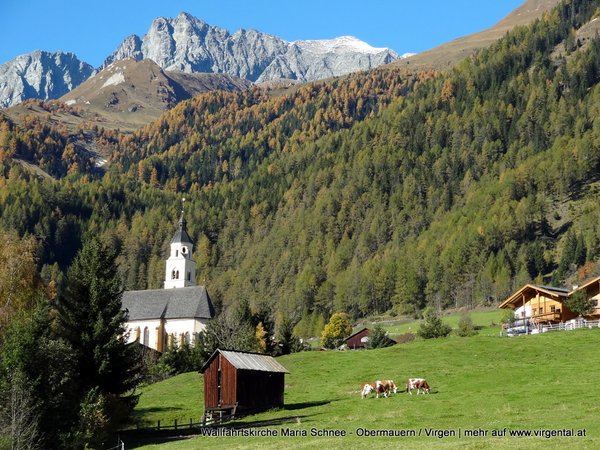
[200,349,289,418]
[343,327,397,349]
[344,328,370,349]
[499,275,600,334]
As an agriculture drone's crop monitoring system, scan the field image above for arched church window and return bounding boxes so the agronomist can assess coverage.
[185,332,190,345]
[143,327,149,346]
[172,270,176,279]
[187,272,191,281]
[175,249,179,257]
[176,270,179,279]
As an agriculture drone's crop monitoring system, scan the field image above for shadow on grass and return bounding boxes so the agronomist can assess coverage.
[119,415,311,449]
[232,414,310,428]
[132,406,183,415]
[120,399,335,447]
[284,400,332,410]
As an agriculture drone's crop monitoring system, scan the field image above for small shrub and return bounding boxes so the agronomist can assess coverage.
[456,314,477,337]
[500,309,515,326]
[417,307,452,339]
[367,324,395,349]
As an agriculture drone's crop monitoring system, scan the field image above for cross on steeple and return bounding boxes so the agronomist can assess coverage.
[179,197,188,231]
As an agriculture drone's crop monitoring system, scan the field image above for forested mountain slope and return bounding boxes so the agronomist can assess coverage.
[1,0,600,336]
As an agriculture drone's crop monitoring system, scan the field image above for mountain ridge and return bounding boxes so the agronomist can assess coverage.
[102,11,399,83]
[58,58,252,131]
[0,12,398,109]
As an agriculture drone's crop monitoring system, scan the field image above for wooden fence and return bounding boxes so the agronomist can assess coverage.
[541,319,600,332]
[135,406,237,433]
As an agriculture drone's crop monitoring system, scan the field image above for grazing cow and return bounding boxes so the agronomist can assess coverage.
[406,378,430,395]
[361,383,375,399]
[378,380,398,395]
[374,381,388,398]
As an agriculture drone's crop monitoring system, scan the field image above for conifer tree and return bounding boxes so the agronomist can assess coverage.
[417,307,452,339]
[275,316,302,355]
[367,324,394,349]
[54,238,140,421]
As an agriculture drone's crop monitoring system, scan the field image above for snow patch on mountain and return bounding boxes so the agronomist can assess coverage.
[292,36,390,55]
[101,71,125,88]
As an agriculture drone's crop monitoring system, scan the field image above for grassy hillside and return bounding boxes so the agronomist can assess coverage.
[393,0,562,71]
[127,328,600,449]
[368,309,504,337]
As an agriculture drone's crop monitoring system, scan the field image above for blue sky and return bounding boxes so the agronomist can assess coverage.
[1,0,525,67]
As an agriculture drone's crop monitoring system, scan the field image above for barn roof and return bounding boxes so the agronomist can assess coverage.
[200,349,289,374]
[344,327,369,343]
[122,286,214,321]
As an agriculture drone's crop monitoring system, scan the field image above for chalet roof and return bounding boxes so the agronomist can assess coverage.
[200,349,289,374]
[499,283,569,309]
[571,275,600,293]
[535,285,570,294]
[344,327,369,342]
[122,286,214,321]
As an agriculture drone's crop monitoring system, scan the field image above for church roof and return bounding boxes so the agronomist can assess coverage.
[171,228,192,244]
[122,286,215,321]
[171,215,193,244]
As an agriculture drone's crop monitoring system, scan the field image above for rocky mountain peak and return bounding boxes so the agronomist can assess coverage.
[0,51,95,108]
[102,35,143,67]
[105,12,397,83]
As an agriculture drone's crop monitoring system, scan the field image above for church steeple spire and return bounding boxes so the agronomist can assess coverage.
[164,198,196,289]
[178,197,187,231]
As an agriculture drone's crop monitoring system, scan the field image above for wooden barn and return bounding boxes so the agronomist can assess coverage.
[200,349,289,419]
[344,327,370,349]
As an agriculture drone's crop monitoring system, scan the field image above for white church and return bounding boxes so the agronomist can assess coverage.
[122,209,215,352]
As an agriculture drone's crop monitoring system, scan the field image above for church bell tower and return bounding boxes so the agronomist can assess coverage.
[164,199,197,289]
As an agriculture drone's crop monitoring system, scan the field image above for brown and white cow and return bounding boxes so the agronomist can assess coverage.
[362,379,399,398]
[361,383,375,399]
[378,380,398,395]
[406,378,430,395]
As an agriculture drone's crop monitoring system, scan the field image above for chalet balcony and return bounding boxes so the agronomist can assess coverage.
[531,311,562,323]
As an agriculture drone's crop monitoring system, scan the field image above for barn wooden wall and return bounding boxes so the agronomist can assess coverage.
[203,356,219,409]
[346,330,368,349]
[236,370,284,410]
[203,353,285,412]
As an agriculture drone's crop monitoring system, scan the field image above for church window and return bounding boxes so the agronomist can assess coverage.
[172,270,176,279]
[176,270,179,279]
[143,327,149,346]
[187,272,191,281]
[176,249,179,257]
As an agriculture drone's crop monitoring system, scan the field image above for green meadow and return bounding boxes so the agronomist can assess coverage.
[126,323,600,449]
[371,309,505,337]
